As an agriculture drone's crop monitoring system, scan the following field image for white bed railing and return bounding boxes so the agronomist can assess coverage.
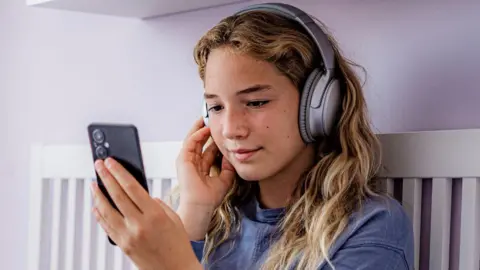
[377,129,480,270]
[27,141,182,270]
[27,129,480,270]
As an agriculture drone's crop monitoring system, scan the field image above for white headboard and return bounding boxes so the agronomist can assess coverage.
[377,129,480,270]
[27,130,480,270]
[27,141,183,270]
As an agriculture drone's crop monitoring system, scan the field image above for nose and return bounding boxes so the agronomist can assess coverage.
[221,107,249,140]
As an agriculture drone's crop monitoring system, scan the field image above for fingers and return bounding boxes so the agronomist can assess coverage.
[95,160,142,218]
[221,155,235,172]
[183,126,211,155]
[183,117,210,163]
[92,206,121,244]
[219,156,236,186]
[183,117,205,144]
[91,182,125,239]
[101,158,153,213]
[200,140,219,176]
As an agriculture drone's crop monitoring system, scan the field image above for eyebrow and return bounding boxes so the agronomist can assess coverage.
[204,84,272,100]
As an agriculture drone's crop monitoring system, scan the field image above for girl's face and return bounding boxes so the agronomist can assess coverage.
[204,47,310,181]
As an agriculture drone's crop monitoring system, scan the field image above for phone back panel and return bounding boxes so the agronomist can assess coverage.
[87,123,149,206]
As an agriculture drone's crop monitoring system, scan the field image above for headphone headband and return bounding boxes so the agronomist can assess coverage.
[234,3,336,79]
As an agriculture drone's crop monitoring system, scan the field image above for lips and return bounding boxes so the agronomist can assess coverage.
[230,148,261,162]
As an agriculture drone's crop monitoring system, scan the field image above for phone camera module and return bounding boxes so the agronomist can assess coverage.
[92,129,105,143]
[95,146,108,159]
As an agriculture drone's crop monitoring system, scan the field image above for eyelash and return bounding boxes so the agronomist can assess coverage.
[248,100,269,107]
[208,100,270,113]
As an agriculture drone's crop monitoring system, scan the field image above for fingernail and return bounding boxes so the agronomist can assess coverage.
[90,182,96,193]
[94,159,101,168]
[95,166,104,177]
[105,158,113,169]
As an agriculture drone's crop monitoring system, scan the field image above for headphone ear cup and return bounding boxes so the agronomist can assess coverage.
[202,101,209,126]
[299,68,322,143]
[315,79,341,137]
[299,69,342,142]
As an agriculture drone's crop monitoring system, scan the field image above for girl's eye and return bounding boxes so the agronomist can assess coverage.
[247,100,269,107]
[207,100,269,113]
[208,105,223,112]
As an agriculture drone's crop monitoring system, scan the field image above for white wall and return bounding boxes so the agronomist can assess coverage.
[0,0,6,173]
[1,0,480,269]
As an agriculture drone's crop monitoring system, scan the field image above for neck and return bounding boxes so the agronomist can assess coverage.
[257,144,316,209]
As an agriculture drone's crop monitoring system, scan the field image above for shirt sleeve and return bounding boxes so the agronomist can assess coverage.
[319,197,414,270]
[320,243,411,270]
[190,240,205,262]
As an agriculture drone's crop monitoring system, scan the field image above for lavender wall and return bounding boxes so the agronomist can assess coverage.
[1,0,479,269]
[0,1,6,172]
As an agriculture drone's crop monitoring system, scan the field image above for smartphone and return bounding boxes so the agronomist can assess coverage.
[87,123,149,245]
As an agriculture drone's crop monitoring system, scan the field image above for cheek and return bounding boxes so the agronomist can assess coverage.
[261,106,299,138]
[209,126,227,153]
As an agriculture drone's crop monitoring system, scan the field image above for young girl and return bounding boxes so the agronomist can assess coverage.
[91,3,414,270]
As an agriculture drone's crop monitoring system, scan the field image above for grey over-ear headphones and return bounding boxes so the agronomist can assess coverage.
[202,2,342,144]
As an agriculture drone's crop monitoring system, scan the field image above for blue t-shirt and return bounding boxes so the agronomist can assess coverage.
[191,195,414,269]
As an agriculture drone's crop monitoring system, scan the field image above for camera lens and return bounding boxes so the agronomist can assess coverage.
[95,146,108,159]
[92,129,105,143]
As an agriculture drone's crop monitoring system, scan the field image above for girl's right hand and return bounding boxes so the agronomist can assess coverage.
[175,117,236,240]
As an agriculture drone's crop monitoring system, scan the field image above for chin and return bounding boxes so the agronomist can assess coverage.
[233,163,274,181]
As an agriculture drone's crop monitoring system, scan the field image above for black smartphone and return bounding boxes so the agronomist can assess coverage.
[87,123,149,246]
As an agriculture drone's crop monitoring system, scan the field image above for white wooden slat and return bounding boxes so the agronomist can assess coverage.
[377,129,480,178]
[143,142,183,179]
[123,254,132,270]
[81,179,93,270]
[169,178,179,209]
[171,178,178,190]
[59,180,69,270]
[96,222,108,270]
[89,199,99,270]
[144,178,151,197]
[402,178,422,270]
[127,256,134,270]
[429,178,452,270]
[41,145,95,178]
[162,178,172,200]
[386,178,394,196]
[40,179,54,270]
[106,243,114,270]
[27,144,44,270]
[49,179,63,270]
[40,141,183,179]
[151,178,163,199]
[459,177,480,270]
[72,179,85,270]
[65,178,78,270]
[113,246,125,270]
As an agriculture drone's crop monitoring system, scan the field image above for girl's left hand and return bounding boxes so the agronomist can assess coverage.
[91,157,201,270]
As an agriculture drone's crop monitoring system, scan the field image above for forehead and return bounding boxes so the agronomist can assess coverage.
[204,47,285,96]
